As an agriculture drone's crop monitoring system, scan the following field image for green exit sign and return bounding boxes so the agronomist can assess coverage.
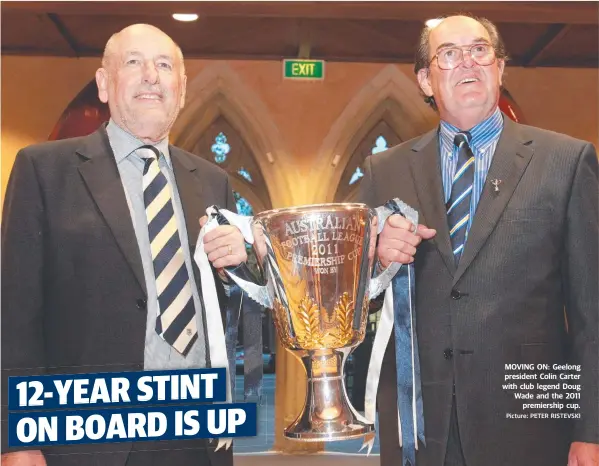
[283,59,325,80]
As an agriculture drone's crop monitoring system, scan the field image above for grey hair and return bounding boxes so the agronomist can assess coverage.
[413,14,509,110]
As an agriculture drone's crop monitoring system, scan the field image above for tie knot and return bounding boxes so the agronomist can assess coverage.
[454,131,471,148]
[138,146,160,174]
[138,145,160,160]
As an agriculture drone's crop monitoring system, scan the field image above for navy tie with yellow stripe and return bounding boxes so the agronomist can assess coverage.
[139,145,197,356]
[447,132,475,263]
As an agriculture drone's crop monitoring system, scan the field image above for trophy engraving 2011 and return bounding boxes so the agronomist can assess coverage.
[223,203,397,442]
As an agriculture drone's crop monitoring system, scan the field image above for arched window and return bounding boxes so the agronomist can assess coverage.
[347,135,391,186]
[193,116,271,215]
[334,119,401,202]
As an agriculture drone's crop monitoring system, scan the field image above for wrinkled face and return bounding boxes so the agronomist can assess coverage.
[417,16,504,127]
[96,26,187,142]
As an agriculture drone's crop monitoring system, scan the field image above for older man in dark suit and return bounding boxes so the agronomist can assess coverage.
[360,14,598,466]
[2,24,247,466]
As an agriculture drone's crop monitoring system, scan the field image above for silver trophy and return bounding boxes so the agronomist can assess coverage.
[222,203,399,442]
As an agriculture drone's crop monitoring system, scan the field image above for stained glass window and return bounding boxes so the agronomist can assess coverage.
[334,119,401,202]
[349,167,364,185]
[211,132,230,163]
[233,191,254,216]
[371,135,388,155]
[197,116,271,216]
[238,167,253,182]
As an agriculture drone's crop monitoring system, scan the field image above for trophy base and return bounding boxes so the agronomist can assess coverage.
[284,420,374,442]
[284,349,375,442]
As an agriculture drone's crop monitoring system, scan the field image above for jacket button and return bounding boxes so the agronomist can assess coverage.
[450,289,462,300]
[136,298,147,310]
[444,348,454,360]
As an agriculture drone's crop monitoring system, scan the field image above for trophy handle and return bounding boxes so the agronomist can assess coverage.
[369,261,401,299]
[210,207,274,309]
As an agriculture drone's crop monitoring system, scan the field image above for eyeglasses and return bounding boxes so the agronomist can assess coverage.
[430,43,496,70]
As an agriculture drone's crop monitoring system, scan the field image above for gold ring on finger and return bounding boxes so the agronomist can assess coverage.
[227,245,232,255]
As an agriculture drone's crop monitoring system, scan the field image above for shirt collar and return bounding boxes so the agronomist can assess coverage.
[439,107,504,156]
[106,119,172,167]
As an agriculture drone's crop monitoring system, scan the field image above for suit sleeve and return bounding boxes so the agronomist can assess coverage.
[357,155,378,209]
[563,143,599,444]
[357,156,385,313]
[1,150,47,452]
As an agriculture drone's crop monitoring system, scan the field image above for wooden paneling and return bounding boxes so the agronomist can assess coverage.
[1,12,74,55]
[535,25,599,67]
[1,2,597,67]
[3,2,598,24]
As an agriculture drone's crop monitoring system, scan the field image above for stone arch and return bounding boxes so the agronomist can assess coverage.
[171,62,290,209]
[311,65,438,203]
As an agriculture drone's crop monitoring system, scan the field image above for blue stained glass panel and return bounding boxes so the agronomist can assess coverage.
[349,167,364,185]
[238,167,253,182]
[233,191,254,216]
[211,132,231,163]
[371,135,388,155]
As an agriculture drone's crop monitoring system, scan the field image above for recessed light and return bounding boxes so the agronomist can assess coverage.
[173,13,198,22]
[425,18,443,28]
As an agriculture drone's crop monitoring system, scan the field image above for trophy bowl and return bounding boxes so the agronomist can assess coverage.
[253,203,377,442]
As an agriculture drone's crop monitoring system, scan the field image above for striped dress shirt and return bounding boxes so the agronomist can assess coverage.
[439,107,504,240]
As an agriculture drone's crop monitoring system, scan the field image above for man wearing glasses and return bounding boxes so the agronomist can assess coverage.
[360,14,598,466]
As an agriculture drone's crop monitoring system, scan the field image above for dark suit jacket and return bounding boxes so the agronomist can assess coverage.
[1,126,236,466]
[359,117,598,466]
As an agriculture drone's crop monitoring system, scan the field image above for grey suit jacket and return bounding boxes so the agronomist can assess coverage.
[1,125,235,466]
[359,117,598,466]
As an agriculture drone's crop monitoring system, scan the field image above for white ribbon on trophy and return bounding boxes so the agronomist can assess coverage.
[193,207,254,451]
[360,200,419,455]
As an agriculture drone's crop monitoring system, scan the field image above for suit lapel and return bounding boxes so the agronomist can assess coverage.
[453,118,534,284]
[410,129,456,276]
[77,126,146,293]
[170,147,205,252]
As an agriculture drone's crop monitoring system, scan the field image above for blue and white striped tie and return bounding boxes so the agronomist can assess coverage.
[447,132,474,264]
[139,145,198,356]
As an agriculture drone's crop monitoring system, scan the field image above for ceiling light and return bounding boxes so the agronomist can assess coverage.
[173,13,198,22]
[425,18,443,29]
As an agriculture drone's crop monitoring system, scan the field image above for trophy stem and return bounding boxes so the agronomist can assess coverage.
[284,348,374,441]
